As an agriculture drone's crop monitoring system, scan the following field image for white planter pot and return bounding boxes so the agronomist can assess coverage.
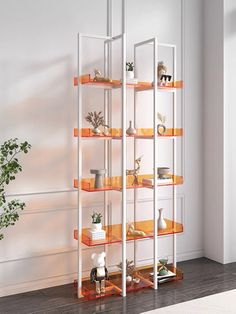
[126,71,134,79]
[92,222,102,230]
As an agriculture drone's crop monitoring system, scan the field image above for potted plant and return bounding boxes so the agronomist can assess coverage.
[85,111,109,135]
[0,138,31,240]
[91,212,103,230]
[126,62,134,79]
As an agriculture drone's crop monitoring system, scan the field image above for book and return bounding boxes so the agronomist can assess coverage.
[142,177,173,186]
[87,229,106,240]
[150,270,176,282]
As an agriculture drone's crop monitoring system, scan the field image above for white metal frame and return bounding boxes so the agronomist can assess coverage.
[76,0,180,299]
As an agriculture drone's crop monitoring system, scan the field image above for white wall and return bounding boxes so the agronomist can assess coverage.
[203,0,224,263]
[0,0,204,296]
[224,0,236,263]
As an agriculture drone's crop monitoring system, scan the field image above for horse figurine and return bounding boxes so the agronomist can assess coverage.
[126,156,142,185]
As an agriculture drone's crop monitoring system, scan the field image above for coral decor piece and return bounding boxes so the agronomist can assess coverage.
[126,156,142,185]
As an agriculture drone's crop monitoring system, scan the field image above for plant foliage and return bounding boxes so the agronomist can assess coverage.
[126,62,134,71]
[91,212,102,224]
[85,111,109,129]
[0,138,31,240]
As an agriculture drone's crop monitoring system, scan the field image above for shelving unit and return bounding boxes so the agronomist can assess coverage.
[74,0,184,300]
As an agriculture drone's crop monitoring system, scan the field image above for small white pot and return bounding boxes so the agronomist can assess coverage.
[92,222,102,230]
[126,71,134,79]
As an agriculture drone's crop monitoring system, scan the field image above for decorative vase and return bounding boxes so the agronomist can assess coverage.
[126,121,137,136]
[158,208,167,230]
[126,275,132,283]
[90,169,106,189]
[92,127,101,135]
[157,124,167,135]
[126,71,134,79]
[92,222,102,230]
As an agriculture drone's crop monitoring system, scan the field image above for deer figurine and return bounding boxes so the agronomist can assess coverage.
[126,156,142,185]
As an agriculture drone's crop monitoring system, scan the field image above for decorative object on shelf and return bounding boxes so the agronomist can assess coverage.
[117,259,140,284]
[159,258,169,276]
[85,111,109,135]
[90,252,108,294]
[158,208,167,230]
[126,62,134,79]
[0,138,31,240]
[158,61,172,86]
[126,120,137,136]
[127,222,146,237]
[157,167,170,179]
[93,69,112,83]
[157,112,167,135]
[88,211,106,241]
[126,156,142,185]
[90,169,106,189]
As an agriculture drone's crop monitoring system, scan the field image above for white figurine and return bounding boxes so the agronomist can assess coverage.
[90,252,108,294]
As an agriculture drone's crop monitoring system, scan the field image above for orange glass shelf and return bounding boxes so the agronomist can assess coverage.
[74,218,183,246]
[75,265,183,300]
[74,174,183,192]
[73,74,183,91]
[74,128,183,139]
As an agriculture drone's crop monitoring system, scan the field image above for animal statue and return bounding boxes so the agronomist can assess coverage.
[93,69,112,83]
[126,156,142,185]
[90,252,108,294]
[127,223,146,237]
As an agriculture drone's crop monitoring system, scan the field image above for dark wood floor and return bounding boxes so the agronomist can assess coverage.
[1,258,236,314]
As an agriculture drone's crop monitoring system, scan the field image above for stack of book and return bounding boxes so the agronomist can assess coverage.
[150,270,176,283]
[142,177,173,187]
[87,229,106,241]
[126,78,138,85]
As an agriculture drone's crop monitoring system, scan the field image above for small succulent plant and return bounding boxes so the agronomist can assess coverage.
[91,212,102,224]
[126,62,134,71]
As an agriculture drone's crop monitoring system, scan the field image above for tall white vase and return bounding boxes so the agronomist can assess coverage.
[158,208,167,230]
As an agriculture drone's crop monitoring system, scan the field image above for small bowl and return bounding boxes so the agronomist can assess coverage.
[157,167,170,178]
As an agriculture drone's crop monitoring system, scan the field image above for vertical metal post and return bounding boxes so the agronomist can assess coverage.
[121,32,127,297]
[153,38,158,290]
[122,0,126,34]
[173,46,177,268]
[133,46,137,268]
[77,33,83,298]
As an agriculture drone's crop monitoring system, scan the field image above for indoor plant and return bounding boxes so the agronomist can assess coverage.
[85,111,109,135]
[91,212,103,230]
[126,62,134,79]
[0,138,31,240]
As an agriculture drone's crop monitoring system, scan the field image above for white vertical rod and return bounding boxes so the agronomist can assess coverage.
[77,33,83,298]
[133,46,137,268]
[173,46,177,268]
[153,37,158,290]
[104,41,109,256]
[122,0,126,33]
[122,32,127,297]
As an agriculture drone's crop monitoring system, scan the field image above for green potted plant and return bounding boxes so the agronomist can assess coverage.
[0,138,31,240]
[91,212,103,230]
[126,62,134,79]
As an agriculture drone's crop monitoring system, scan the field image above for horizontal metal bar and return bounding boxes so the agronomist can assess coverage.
[134,38,155,48]
[105,34,123,43]
[79,33,111,40]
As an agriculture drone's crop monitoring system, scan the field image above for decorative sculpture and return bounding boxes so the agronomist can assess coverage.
[157,112,167,135]
[90,169,106,189]
[90,252,108,294]
[159,258,169,276]
[127,223,146,237]
[157,61,172,86]
[126,156,142,185]
[93,69,112,83]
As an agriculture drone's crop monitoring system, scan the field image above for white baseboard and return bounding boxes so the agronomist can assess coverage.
[0,249,204,298]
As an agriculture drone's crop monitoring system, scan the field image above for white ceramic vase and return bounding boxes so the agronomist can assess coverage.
[92,222,102,230]
[158,208,167,230]
[92,127,101,135]
[126,71,134,79]
[126,120,137,136]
